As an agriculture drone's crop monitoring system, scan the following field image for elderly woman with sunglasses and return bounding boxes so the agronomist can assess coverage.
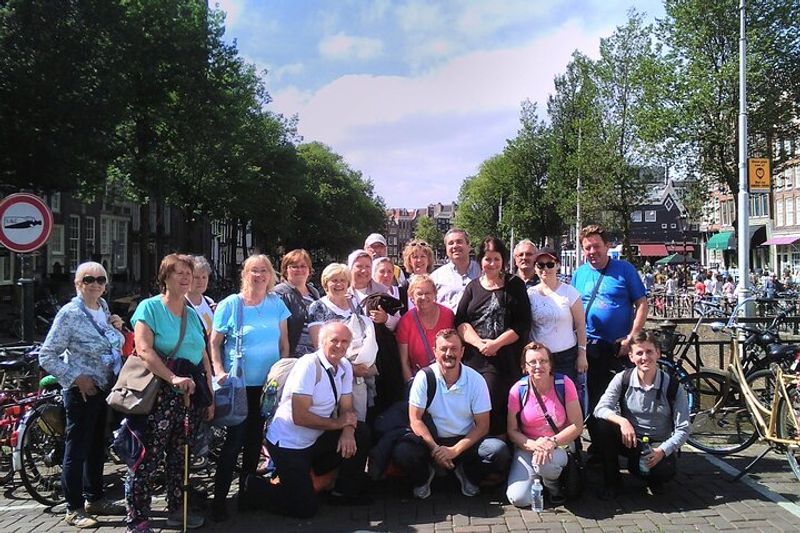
[506,342,583,508]
[39,262,126,528]
[526,248,587,381]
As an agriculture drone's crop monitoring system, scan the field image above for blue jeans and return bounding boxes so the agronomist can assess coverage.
[62,387,108,512]
[392,434,510,488]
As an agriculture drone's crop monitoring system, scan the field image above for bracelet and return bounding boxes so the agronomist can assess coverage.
[549,436,559,446]
[577,345,586,350]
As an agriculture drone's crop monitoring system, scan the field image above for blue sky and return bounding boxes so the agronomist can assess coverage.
[215,0,665,208]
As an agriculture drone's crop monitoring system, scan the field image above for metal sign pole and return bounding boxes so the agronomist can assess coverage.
[17,254,34,343]
[736,0,752,316]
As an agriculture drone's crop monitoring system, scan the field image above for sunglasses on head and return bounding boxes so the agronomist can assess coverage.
[82,275,107,285]
[535,261,556,270]
[409,240,429,248]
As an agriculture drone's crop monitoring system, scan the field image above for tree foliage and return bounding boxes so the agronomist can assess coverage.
[414,215,443,257]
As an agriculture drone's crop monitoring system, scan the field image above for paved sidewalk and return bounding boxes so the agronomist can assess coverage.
[2,449,800,532]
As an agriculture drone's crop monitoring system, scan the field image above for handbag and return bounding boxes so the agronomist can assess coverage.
[106,303,188,415]
[212,296,248,427]
[530,381,585,499]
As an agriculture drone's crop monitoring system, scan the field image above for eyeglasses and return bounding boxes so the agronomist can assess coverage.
[525,359,549,368]
[535,261,556,270]
[82,275,107,285]
[408,240,429,248]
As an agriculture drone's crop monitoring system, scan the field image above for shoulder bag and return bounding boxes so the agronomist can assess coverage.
[530,380,584,500]
[107,302,188,415]
[213,296,249,427]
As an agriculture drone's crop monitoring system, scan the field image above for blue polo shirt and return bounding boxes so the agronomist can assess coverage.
[572,258,646,343]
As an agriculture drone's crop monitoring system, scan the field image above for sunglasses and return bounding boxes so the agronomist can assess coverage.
[82,275,107,285]
[535,261,557,270]
[408,240,429,248]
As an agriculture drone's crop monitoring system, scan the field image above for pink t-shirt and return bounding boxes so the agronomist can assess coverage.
[396,304,455,372]
[507,376,578,439]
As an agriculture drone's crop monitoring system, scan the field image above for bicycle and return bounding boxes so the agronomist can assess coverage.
[12,377,65,506]
[686,304,800,480]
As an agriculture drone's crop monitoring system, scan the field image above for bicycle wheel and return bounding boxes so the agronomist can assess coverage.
[18,405,65,506]
[684,371,758,455]
[746,368,778,413]
[776,385,800,482]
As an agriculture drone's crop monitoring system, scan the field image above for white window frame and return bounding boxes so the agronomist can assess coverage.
[68,215,80,272]
[788,197,795,226]
[49,192,61,214]
[0,251,13,286]
[48,224,65,255]
[631,211,643,222]
[645,210,657,222]
[85,216,96,257]
[777,200,785,227]
[100,217,110,254]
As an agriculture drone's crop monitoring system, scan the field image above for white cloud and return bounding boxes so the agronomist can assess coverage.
[457,1,554,37]
[318,32,384,61]
[215,0,245,28]
[272,19,607,206]
[271,62,305,82]
[396,1,444,34]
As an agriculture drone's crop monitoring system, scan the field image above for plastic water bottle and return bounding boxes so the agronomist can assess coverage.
[531,476,544,512]
[639,436,652,476]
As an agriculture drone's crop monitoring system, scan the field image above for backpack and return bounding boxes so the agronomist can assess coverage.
[422,366,437,409]
[618,367,679,420]
[260,355,324,426]
[516,373,567,426]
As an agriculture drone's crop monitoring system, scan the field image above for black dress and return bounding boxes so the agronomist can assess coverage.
[455,274,531,435]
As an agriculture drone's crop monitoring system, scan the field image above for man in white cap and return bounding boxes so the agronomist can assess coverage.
[365,233,406,287]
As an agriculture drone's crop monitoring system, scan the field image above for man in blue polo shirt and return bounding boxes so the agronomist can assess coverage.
[572,224,648,451]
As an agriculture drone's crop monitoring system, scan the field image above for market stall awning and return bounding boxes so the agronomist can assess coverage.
[667,243,695,253]
[762,234,800,246]
[707,231,736,250]
[637,244,668,257]
[655,253,699,266]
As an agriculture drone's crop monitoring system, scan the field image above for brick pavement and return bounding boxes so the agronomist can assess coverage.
[2,449,799,532]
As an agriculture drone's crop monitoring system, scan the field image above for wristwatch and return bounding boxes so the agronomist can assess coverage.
[549,436,558,446]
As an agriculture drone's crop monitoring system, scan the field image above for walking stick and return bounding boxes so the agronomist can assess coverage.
[182,393,191,533]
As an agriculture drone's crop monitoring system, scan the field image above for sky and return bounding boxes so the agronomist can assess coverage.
[215,0,665,208]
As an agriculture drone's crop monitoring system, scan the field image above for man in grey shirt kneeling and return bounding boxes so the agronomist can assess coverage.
[593,331,690,499]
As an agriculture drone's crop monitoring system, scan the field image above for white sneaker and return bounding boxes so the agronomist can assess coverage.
[412,464,436,499]
[453,464,480,497]
[65,510,98,529]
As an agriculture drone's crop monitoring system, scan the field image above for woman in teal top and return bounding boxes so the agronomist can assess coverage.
[126,254,213,533]
[209,254,290,521]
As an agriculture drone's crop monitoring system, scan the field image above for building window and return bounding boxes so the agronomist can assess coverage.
[670,223,677,229]
[48,225,65,255]
[0,250,12,285]
[796,197,800,226]
[49,192,61,214]
[788,198,795,226]
[777,200,784,227]
[631,211,642,222]
[68,215,80,272]
[100,217,110,254]
[645,210,657,222]
[661,223,668,229]
[784,169,793,191]
[112,219,128,270]
[85,216,96,257]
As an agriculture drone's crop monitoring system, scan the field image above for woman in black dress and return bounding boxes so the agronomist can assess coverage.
[456,237,531,436]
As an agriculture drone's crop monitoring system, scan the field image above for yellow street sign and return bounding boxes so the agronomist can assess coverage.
[748,158,771,192]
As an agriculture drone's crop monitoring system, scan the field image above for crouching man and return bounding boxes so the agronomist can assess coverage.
[593,330,690,499]
[243,321,371,517]
[392,328,510,499]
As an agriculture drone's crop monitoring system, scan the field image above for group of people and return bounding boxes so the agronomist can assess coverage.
[38,224,690,531]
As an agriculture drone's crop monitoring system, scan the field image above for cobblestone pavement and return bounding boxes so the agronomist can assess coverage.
[2,448,800,532]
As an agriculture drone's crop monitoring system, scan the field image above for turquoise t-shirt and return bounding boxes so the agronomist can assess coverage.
[130,295,206,365]
[213,293,291,387]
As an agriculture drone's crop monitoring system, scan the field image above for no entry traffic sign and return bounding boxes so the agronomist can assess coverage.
[0,193,54,253]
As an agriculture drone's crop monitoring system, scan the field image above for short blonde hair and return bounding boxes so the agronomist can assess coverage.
[280,249,313,280]
[74,261,108,294]
[402,240,434,273]
[320,263,350,293]
[240,254,276,296]
[408,274,436,297]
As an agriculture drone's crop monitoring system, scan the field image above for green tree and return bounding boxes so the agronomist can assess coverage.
[414,215,443,259]
[454,154,509,243]
[0,0,128,193]
[289,142,386,266]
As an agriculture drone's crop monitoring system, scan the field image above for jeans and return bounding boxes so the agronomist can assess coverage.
[62,387,108,512]
[391,434,510,488]
[213,386,265,503]
[245,423,371,518]
[594,419,677,487]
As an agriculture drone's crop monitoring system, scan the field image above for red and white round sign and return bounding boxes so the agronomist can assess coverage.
[0,193,54,253]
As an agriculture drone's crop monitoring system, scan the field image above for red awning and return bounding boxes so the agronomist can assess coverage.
[637,244,668,257]
[667,243,695,253]
[763,234,800,246]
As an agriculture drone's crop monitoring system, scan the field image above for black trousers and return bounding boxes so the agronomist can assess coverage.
[246,422,370,518]
[594,419,677,488]
[586,340,628,446]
